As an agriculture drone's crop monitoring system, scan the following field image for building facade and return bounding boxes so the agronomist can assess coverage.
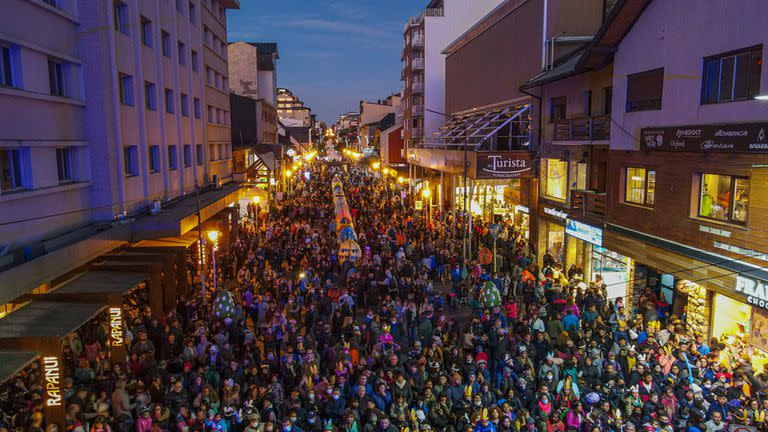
[277,87,312,127]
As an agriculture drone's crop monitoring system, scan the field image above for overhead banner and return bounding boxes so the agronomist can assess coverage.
[474,151,535,179]
[641,123,768,153]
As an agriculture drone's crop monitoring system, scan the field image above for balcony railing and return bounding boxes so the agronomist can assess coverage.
[570,189,606,218]
[553,115,610,142]
[412,57,424,70]
[412,82,424,93]
[412,128,424,138]
[412,104,423,115]
[412,35,424,47]
[425,7,444,17]
[400,69,406,81]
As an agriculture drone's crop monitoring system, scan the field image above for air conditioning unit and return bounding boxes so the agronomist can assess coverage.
[150,200,162,215]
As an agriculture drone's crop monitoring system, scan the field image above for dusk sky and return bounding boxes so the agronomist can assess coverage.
[228,0,420,124]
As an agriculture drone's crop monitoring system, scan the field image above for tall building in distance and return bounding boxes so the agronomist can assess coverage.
[401,0,505,149]
[277,87,312,127]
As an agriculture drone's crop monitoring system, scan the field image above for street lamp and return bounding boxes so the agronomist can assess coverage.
[207,230,220,292]
[422,186,432,223]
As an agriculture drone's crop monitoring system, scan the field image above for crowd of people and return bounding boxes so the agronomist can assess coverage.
[2,161,767,432]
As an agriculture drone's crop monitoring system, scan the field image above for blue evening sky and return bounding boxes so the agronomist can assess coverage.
[227,0,421,124]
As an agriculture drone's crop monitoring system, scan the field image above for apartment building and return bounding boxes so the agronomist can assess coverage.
[401,0,505,149]
[227,41,279,107]
[359,95,401,154]
[277,87,312,127]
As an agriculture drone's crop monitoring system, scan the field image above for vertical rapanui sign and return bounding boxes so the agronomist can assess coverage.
[43,356,62,406]
[109,307,123,347]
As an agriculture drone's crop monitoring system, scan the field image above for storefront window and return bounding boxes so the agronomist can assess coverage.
[542,158,568,200]
[544,221,566,265]
[592,247,631,299]
[625,167,655,206]
[712,293,751,340]
[699,173,749,223]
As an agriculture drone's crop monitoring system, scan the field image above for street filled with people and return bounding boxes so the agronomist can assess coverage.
[3,161,768,432]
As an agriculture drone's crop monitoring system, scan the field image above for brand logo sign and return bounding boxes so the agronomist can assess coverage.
[544,207,568,220]
[566,220,603,246]
[475,152,534,179]
[110,307,123,347]
[736,276,768,309]
[642,123,768,153]
[43,356,62,406]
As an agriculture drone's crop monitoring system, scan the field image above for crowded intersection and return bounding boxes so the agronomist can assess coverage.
[0,158,764,432]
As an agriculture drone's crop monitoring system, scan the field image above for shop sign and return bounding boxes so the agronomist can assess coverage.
[109,307,123,347]
[515,204,529,214]
[544,207,568,220]
[566,219,603,246]
[475,152,534,179]
[414,200,423,210]
[641,123,768,153]
[736,275,768,309]
[43,356,62,406]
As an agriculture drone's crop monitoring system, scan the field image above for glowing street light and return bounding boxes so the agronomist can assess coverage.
[372,162,381,170]
[252,196,261,204]
[207,230,220,242]
[422,188,431,199]
[207,230,220,291]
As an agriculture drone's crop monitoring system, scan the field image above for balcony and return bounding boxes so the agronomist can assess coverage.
[425,7,444,17]
[570,190,606,219]
[412,103,424,116]
[412,127,424,138]
[401,68,406,81]
[553,115,610,142]
[412,82,424,93]
[412,35,424,48]
[411,57,424,70]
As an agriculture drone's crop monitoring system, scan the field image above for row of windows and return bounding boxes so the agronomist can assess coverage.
[116,0,198,36]
[138,16,200,71]
[205,67,228,91]
[118,73,202,118]
[203,26,227,60]
[0,147,76,193]
[207,105,230,125]
[540,158,751,226]
[625,45,762,112]
[0,45,74,99]
[123,144,209,177]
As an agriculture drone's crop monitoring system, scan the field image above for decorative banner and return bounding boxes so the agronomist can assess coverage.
[751,308,768,353]
[43,356,62,406]
[641,123,768,153]
[109,307,123,347]
[338,240,363,265]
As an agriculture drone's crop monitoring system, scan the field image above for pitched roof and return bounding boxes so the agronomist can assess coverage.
[520,46,589,90]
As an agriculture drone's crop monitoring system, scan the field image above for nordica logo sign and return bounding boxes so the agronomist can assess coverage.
[476,153,533,179]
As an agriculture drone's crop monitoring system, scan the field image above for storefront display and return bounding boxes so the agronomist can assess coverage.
[677,280,709,338]
[542,220,565,265]
[592,247,632,299]
[712,293,750,341]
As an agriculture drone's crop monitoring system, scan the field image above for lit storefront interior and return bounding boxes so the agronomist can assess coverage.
[592,247,632,299]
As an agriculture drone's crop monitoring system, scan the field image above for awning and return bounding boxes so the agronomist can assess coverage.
[46,271,148,301]
[0,301,107,342]
[133,233,198,248]
[0,351,40,385]
[130,183,243,241]
[427,103,531,150]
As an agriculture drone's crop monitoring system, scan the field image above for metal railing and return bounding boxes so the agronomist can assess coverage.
[412,35,424,47]
[425,7,444,17]
[412,82,424,93]
[412,58,424,69]
[553,115,610,141]
[570,189,606,218]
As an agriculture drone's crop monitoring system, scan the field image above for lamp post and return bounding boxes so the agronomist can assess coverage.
[422,186,432,224]
[207,230,220,292]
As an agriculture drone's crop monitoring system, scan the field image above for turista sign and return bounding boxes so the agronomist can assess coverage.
[736,275,768,309]
[475,152,534,179]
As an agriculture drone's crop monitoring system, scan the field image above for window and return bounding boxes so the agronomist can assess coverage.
[206,67,213,84]
[141,16,153,47]
[550,96,566,122]
[203,27,212,45]
[0,46,17,88]
[626,68,664,112]
[176,0,184,14]
[542,158,568,200]
[149,145,160,172]
[702,46,762,104]
[699,174,749,224]
[119,73,134,106]
[123,146,138,177]
[191,50,199,71]
[168,145,178,170]
[0,149,23,191]
[189,2,197,25]
[164,88,174,113]
[583,90,592,117]
[144,81,157,110]
[42,0,60,7]
[207,105,214,122]
[603,86,613,115]
[180,93,189,117]
[215,108,221,124]
[625,167,655,207]
[161,30,171,57]
[178,42,186,65]
[196,144,203,165]
[193,97,201,118]
[209,144,215,161]
[114,1,129,35]
[56,148,73,183]
[183,144,192,167]
[48,58,65,97]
